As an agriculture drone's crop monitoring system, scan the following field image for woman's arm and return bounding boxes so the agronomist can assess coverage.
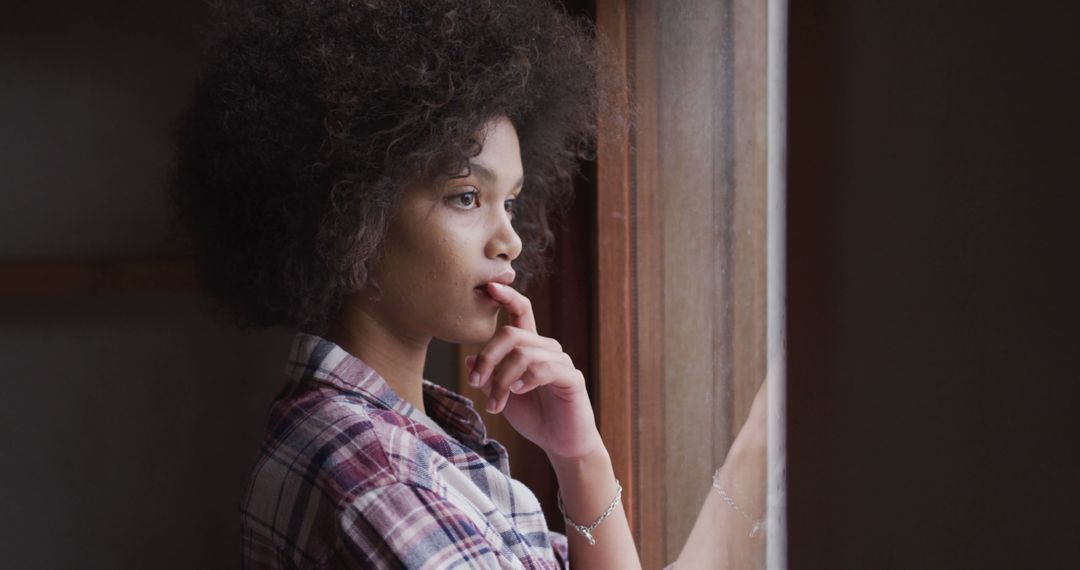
[675,368,771,569]
[468,281,642,569]
[548,445,642,570]
[472,280,772,569]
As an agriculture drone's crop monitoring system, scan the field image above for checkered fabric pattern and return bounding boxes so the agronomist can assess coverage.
[240,332,569,569]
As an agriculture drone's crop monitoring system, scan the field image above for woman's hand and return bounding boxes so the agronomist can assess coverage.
[464,282,603,462]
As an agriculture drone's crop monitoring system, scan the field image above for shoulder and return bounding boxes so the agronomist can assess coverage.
[240,383,457,566]
[246,383,448,504]
[241,383,569,569]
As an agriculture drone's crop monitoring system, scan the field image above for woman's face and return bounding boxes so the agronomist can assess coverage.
[358,115,524,345]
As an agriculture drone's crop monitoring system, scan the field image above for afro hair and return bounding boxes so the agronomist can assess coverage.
[168,0,627,335]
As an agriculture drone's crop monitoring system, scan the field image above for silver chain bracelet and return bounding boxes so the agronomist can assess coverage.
[711,470,764,537]
[557,478,622,546]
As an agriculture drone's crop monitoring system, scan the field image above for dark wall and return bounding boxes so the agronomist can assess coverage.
[0,1,206,258]
[786,1,1078,568]
[0,2,459,568]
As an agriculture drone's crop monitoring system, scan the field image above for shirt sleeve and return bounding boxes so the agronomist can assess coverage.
[548,530,570,569]
[332,481,511,569]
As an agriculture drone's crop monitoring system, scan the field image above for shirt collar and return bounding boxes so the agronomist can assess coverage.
[283,331,490,446]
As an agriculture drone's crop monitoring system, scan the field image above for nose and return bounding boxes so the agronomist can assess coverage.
[485,208,523,262]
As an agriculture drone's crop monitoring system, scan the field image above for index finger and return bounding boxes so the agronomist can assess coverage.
[483,282,536,333]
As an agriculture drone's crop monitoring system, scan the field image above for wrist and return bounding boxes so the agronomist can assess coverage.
[712,466,766,537]
[547,444,626,548]
[546,441,610,476]
[715,446,766,522]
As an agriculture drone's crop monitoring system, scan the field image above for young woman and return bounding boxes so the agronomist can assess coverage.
[169,0,767,568]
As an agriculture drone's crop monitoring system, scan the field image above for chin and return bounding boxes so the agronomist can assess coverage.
[441,320,498,346]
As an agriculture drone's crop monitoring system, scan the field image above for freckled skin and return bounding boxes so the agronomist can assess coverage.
[366,116,523,345]
[328,115,524,412]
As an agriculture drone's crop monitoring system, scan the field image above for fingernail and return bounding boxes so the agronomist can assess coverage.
[486,398,497,413]
[510,380,524,393]
[469,371,481,387]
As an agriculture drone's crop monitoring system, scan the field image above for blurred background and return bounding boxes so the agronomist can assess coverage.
[0,2,458,566]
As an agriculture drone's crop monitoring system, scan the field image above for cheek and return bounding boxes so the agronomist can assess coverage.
[430,239,471,290]
[389,213,479,301]
[407,234,471,295]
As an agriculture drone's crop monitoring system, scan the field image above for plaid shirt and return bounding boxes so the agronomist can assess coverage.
[240,332,570,569]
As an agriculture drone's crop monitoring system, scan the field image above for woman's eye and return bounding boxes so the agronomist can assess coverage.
[451,190,479,209]
[448,190,515,219]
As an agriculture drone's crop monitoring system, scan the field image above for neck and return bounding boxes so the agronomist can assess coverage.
[327,296,431,415]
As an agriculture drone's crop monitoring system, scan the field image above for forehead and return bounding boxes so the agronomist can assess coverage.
[473,116,522,170]
[452,117,524,185]
[410,116,525,195]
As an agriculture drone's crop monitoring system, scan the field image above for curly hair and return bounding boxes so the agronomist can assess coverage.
[167,0,628,335]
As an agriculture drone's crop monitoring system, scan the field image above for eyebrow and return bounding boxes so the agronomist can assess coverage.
[466,162,524,193]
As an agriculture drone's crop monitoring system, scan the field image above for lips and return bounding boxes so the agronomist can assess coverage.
[473,269,515,306]
[474,284,500,306]
[475,269,516,290]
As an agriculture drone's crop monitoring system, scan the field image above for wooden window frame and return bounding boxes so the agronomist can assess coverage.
[596,0,782,567]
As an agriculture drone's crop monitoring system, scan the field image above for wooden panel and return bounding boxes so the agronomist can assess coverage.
[729,0,769,465]
[629,0,667,566]
[657,0,725,554]
[594,0,637,538]
[598,0,771,565]
[653,0,768,559]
